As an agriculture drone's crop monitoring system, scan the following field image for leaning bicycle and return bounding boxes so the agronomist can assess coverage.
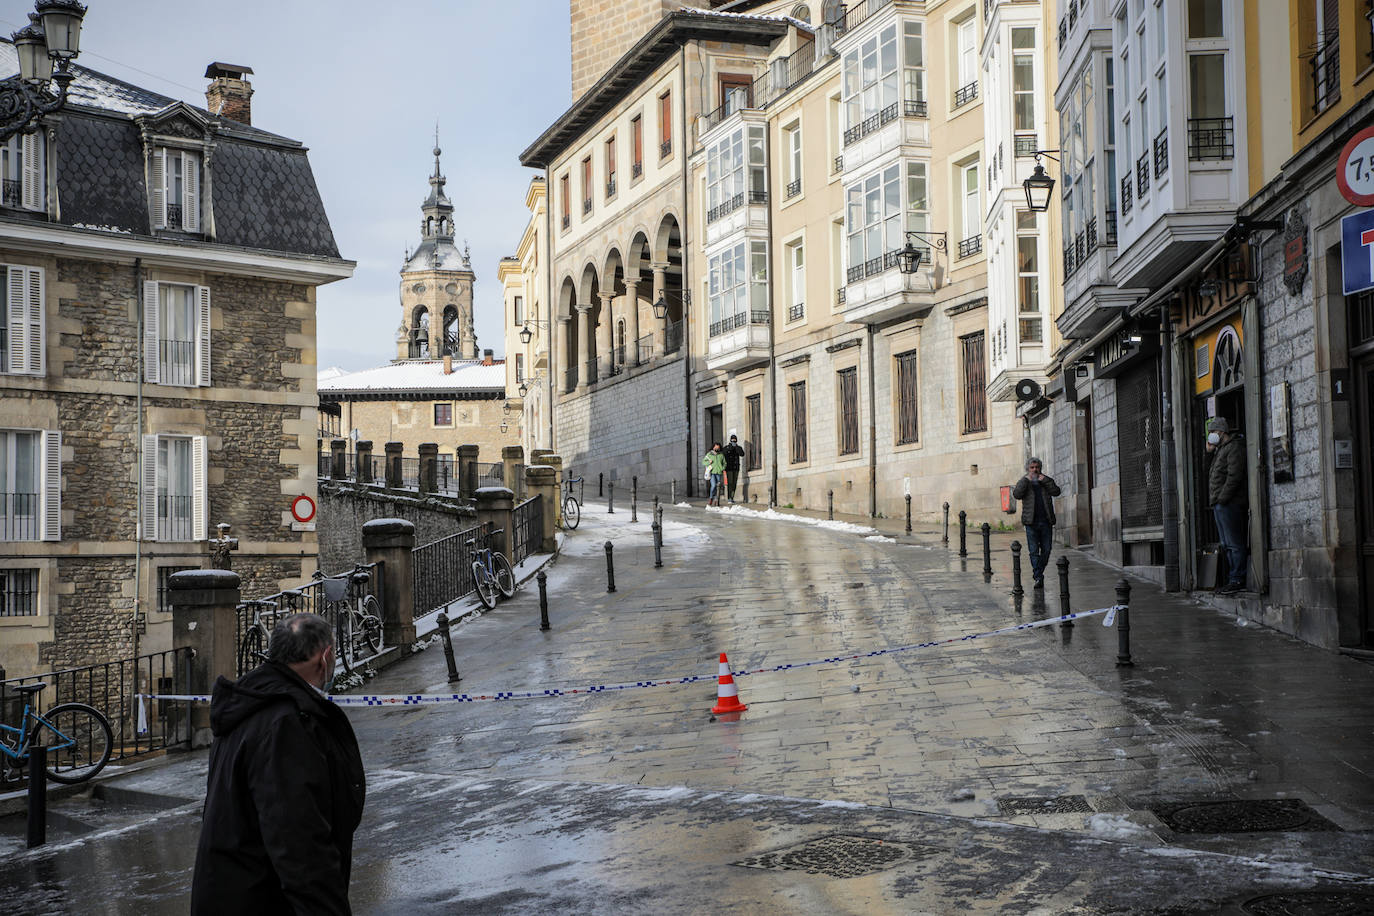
[0,683,112,784]
[321,567,383,673]
[561,475,583,530]
[237,598,276,675]
[469,527,516,610]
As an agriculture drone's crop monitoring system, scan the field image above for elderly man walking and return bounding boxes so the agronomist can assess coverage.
[192,612,365,915]
[1012,457,1061,588]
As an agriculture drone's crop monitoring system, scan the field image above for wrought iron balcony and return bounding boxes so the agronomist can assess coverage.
[844,101,899,146]
[847,249,906,282]
[660,139,672,158]
[903,99,927,118]
[632,161,643,179]
[953,81,979,109]
[1014,135,1038,158]
[957,236,982,259]
[1,178,18,207]
[582,198,592,215]
[561,213,570,230]
[564,365,578,391]
[708,310,770,338]
[1309,33,1340,114]
[1086,217,1098,253]
[836,287,846,306]
[1058,19,1066,48]
[788,302,805,322]
[165,203,183,228]
[1136,153,1149,197]
[1120,177,1132,214]
[1105,208,1118,246]
[706,191,745,224]
[606,177,616,197]
[1153,128,1168,178]
[664,319,683,355]
[749,189,769,205]
[1187,117,1234,160]
[637,333,654,364]
[833,154,843,173]
[785,179,801,199]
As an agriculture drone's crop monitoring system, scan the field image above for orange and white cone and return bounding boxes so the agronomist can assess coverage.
[710,652,748,714]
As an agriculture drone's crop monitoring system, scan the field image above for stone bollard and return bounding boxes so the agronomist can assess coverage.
[435,611,461,683]
[981,523,992,578]
[958,510,968,557]
[828,489,834,520]
[942,502,950,545]
[384,441,404,489]
[905,494,912,534]
[362,518,417,652]
[604,541,616,592]
[1010,541,1024,597]
[502,445,524,500]
[608,480,615,514]
[1115,579,1133,666]
[356,440,373,484]
[418,442,439,495]
[525,465,558,553]
[1057,555,1073,628]
[474,486,516,568]
[538,571,551,630]
[457,444,480,499]
[170,569,241,748]
[330,438,347,480]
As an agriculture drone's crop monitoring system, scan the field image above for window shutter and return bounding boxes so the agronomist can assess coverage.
[20,132,42,211]
[196,285,211,386]
[24,266,42,375]
[40,430,60,541]
[141,434,159,541]
[191,435,207,541]
[182,152,200,232]
[150,148,166,228]
[7,267,25,373]
[143,280,160,383]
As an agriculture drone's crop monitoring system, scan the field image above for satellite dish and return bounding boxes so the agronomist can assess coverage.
[1014,378,1042,402]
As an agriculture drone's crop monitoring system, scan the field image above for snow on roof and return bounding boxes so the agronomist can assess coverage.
[318,359,506,395]
[316,366,349,383]
[687,8,816,32]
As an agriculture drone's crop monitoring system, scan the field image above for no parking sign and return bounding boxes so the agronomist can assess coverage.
[290,494,316,531]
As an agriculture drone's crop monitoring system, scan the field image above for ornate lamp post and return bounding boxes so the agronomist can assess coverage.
[1022,150,1060,212]
[896,231,948,275]
[2,1,88,143]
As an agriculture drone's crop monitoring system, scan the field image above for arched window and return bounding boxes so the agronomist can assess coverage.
[822,0,843,26]
[410,307,430,358]
[1212,326,1243,393]
[792,3,811,22]
[442,305,459,356]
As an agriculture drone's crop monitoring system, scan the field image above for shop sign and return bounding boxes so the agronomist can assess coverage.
[1283,210,1307,296]
[1340,209,1374,295]
[1173,243,1254,336]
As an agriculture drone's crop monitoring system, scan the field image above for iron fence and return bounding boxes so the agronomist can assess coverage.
[512,494,542,566]
[235,562,385,676]
[0,492,38,540]
[475,462,505,490]
[412,522,487,620]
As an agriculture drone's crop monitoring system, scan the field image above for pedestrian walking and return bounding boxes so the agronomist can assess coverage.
[702,442,725,507]
[1206,416,1248,594]
[721,433,745,503]
[192,612,366,916]
[1011,456,1061,588]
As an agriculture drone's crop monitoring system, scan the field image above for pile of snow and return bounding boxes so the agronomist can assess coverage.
[1085,813,1156,841]
[703,503,878,535]
[865,535,897,543]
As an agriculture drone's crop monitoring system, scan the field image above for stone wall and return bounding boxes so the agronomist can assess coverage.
[317,481,477,575]
[569,0,707,100]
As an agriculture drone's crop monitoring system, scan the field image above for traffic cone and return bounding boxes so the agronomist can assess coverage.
[711,652,748,714]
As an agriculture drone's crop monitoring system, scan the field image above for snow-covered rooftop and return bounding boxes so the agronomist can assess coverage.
[317,359,506,395]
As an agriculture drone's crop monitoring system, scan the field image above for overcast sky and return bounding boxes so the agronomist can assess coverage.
[2,0,571,371]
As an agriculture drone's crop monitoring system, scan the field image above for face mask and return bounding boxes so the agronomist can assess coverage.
[1207,432,1221,445]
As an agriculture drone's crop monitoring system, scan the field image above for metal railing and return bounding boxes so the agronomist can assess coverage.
[957,236,982,259]
[1120,175,1132,213]
[664,319,684,355]
[903,99,927,118]
[1136,153,1150,197]
[660,139,672,158]
[1,178,18,207]
[749,189,769,205]
[707,191,744,224]
[157,495,194,542]
[788,302,805,322]
[836,0,895,36]
[1058,19,1066,48]
[785,178,801,199]
[165,202,183,228]
[844,100,899,146]
[632,161,643,179]
[0,492,38,541]
[953,81,979,109]
[1105,208,1118,246]
[638,333,654,364]
[1014,134,1038,158]
[511,495,542,566]
[834,154,843,172]
[582,198,592,215]
[561,214,570,230]
[606,177,616,197]
[1086,217,1098,253]
[158,339,196,386]
[1153,128,1168,177]
[708,310,769,338]
[235,562,386,674]
[837,287,846,306]
[1187,117,1234,160]
[1309,33,1340,114]
[474,462,504,490]
[412,523,486,620]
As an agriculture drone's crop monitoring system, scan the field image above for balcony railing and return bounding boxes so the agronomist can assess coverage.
[1153,129,1168,177]
[660,139,672,158]
[1086,218,1098,253]
[785,179,801,199]
[159,339,196,387]
[1074,232,1085,265]
[632,161,643,179]
[749,189,769,205]
[1120,176,1132,214]
[836,287,846,306]
[1058,19,1066,49]
[833,154,843,173]
[836,0,896,37]
[706,191,745,224]
[1136,153,1150,197]
[709,310,770,338]
[1,179,18,208]
[157,495,195,542]
[606,177,616,197]
[582,198,592,215]
[664,319,683,355]
[611,345,626,374]
[637,333,654,364]
[1,492,38,540]
[903,99,927,118]
[788,302,805,322]
[957,236,982,259]
[1063,242,1075,276]
[1309,33,1340,114]
[844,100,899,146]
[1014,134,1038,158]
[953,81,979,109]
[1105,208,1118,246]
[1187,117,1234,160]
[1068,0,1078,28]
[165,203,182,228]
[561,213,570,230]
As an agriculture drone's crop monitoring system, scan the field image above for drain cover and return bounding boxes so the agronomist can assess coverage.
[997,794,1095,815]
[732,834,928,879]
[1241,890,1374,914]
[1152,799,1342,834]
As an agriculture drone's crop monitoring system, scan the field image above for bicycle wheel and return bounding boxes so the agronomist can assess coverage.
[36,703,112,784]
[472,561,498,610]
[238,624,266,676]
[493,553,516,599]
[563,496,580,530]
[358,595,383,654]
[335,605,355,674]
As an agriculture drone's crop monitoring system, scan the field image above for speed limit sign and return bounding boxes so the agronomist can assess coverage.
[1337,126,1374,207]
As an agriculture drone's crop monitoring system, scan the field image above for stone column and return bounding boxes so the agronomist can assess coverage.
[557,315,572,392]
[525,465,558,553]
[457,444,480,499]
[530,448,554,466]
[418,442,438,495]
[384,441,403,489]
[362,518,417,653]
[330,438,347,480]
[170,569,240,748]
[575,303,591,390]
[597,293,615,379]
[624,278,641,366]
[474,486,516,567]
[652,262,669,354]
[355,440,373,484]
[502,445,524,500]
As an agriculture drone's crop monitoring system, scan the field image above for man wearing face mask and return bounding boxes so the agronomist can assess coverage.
[192,613,366,915]
[1206,416,1248,595]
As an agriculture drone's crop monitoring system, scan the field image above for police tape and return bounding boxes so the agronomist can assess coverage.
[134,604,1121,715]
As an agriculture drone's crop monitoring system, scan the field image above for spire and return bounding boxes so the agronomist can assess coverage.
[421,128,454,242]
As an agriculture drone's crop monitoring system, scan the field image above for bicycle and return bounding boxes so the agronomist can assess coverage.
[237,599,276,675]
[321,567,384,673]
[0,683,113,784]
[469,526,516,610]
[561,475,583,530]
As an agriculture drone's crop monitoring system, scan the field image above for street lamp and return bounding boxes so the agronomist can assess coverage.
[518,380,528,397]
[896,231,948,274]
[518,317,549,346]
[2,1,88,143]
[652,297,669,320]
[1022,150,1060,212]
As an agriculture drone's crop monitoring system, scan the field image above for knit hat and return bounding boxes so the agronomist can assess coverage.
[1206,417,1230,434]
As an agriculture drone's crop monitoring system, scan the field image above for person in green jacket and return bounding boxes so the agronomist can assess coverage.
[702,442,725,506]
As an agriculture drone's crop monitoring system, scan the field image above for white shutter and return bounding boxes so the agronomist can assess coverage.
[196,285,211,386]
[150,148,166,228]
[182,152,200,232]
[143,280,160,384]
[141,434,159,541]
[24,266,42,375]
[20,132,41,211]
[7,267,24,373]
[40,430,60,541]
[191,435,207,541]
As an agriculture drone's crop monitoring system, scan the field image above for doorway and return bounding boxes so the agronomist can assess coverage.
[706,405,724,452]
[1351,290,1374,646]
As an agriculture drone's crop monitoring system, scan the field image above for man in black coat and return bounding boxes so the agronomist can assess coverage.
[1206,416,1248,594]
[1011,456,1061,588]
[721,433,746,503]
[192,612,365,915]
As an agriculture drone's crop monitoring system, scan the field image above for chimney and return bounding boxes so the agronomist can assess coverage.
[443,354,453,374]
[482,349,494,366]
[204,62,254,125]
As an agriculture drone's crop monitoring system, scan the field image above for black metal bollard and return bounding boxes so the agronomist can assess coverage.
[942,502,950,545]
[654,494,660,515]
[1010,540,1024,597]
[604,540,616,592]
[537,571,550,631]
[436,612,461,682]
[1115,579,1133,666]
[828,490,834,520]
[981,523,992,577]
[631,478,638,522]
[905,494,912,534]
[599,472,604,497]
[1057,556,1073,628]
[27,744,45,848]
[958,510,967,557]
[652,521,663,568]
[608,481,615,514]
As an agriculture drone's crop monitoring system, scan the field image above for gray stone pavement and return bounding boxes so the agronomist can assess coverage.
[1,500,1372,913]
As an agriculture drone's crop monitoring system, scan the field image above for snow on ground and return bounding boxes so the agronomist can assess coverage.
[1085,813,1157,842]
[865,535,896,543]
[700,502,878,535]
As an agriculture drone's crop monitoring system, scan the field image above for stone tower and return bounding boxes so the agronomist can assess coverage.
[569,0,713,101]
[396,141,477,361]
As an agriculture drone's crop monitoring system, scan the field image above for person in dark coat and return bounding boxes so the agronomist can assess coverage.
[192,612,365,916]
[1206,416,1248,594]
[1011,456,1061,587]
[721,433,746,503]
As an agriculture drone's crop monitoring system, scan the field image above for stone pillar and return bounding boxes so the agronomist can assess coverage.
[525,465,558,553]
[557,315,572,392]
[597,293,615,379]
[530,448,554,466]
[384,441,403,489]
[474,486,516,567]
[624,278,641,366]
[575,303,591,390]
[355,440,373,484]
[502,445,524,500]
[330,438,347,480]
[652,262,669,354]
[418,442,438,495]
[170,569,240,749]
[362,518,416,654]
[457,444,480,499]
[544,454,565,526]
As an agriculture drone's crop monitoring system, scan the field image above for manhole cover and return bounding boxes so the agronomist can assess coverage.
[1241,890,1374,914]
[732,834,928,879]
[1152,799,1342,834]
[997,794,1095,815]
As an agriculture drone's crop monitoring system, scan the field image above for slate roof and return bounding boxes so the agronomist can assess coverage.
[317,360,507,397]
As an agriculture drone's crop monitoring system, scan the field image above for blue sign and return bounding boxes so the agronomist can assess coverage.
[1341,209,1374,295]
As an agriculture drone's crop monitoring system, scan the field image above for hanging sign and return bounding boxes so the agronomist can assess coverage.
[1337,126,1374,207]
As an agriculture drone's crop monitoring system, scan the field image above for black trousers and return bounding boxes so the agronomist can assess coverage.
[725,468,740,500]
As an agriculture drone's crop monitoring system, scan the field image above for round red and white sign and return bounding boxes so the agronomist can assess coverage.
[1337,126,1374,207]
[291,494,317,523]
